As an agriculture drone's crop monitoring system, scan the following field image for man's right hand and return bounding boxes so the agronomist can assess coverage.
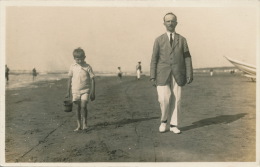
[150,79,156,87]
[65,92,70,98]
[90,93,95,101]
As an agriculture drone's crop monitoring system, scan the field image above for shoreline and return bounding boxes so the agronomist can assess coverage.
[5,72,247,91]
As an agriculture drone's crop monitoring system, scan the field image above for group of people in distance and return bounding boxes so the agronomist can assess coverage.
[117,61,142,81]
[65,12,193,134]
[5,65,38,82]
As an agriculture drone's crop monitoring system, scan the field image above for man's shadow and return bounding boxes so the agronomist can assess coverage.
[180,113,247,132]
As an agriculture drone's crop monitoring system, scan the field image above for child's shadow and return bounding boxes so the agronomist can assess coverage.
[180,113,247,132]
[84,116,160,133]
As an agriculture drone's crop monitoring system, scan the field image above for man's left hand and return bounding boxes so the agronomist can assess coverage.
[187,77,193,84]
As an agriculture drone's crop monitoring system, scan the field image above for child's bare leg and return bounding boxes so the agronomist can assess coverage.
[74,102,81,131]
[81,100,88,130]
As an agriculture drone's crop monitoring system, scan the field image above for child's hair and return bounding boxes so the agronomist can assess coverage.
[73,47,85,58]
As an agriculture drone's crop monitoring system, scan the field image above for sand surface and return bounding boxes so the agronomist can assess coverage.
[5,74,256,162]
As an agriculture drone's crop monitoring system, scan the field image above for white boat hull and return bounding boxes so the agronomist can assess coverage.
[224,56,256,80]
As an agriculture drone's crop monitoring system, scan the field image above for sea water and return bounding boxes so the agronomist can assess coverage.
[5,73,68,90]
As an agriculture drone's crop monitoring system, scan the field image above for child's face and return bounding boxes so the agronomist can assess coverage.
[74,57,85,65]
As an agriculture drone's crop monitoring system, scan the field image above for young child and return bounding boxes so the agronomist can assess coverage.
[66,47,95,131]
[117,67,122,80]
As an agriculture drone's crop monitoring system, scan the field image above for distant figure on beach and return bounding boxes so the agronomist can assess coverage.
[210,69,214,76]
[150,12,193,134]
[32,68,37,80]
[136,61,142,80]
[230,69,235,74]
[117,67,123,80]
[5,65,10,82]
[66,47,95,131]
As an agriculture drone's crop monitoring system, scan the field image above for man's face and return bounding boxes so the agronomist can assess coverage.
[163,14,177,32]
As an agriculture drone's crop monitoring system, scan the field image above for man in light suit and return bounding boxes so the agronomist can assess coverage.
[150,12,193,134]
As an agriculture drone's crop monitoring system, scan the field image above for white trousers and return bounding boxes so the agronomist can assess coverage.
[137,70,141,79]
[156,75,182,126]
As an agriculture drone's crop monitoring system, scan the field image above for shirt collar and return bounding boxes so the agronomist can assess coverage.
[73,61,87,66]
[166,31,175,40]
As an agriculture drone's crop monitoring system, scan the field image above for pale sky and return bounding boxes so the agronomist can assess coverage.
[4,3,258,73]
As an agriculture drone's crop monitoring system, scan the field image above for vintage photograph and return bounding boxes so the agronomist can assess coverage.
[1,0,259,166]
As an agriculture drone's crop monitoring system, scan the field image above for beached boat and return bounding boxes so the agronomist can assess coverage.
[224,56,256,81]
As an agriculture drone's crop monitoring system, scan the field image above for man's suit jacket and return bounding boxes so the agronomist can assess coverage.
[150,33,193,86]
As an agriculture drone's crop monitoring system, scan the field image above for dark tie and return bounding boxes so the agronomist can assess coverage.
[170,33,173,46]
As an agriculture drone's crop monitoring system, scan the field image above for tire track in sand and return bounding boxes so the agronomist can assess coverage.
[16,116,74,162]
[123,78,159,162]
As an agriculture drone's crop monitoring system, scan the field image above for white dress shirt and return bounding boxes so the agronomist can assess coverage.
[166,31,175,42]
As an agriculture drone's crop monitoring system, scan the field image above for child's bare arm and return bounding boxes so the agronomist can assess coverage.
[90,78,95,101]
[66,76,72,98]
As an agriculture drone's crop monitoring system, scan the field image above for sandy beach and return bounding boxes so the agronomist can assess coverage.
[5,73,256,162]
